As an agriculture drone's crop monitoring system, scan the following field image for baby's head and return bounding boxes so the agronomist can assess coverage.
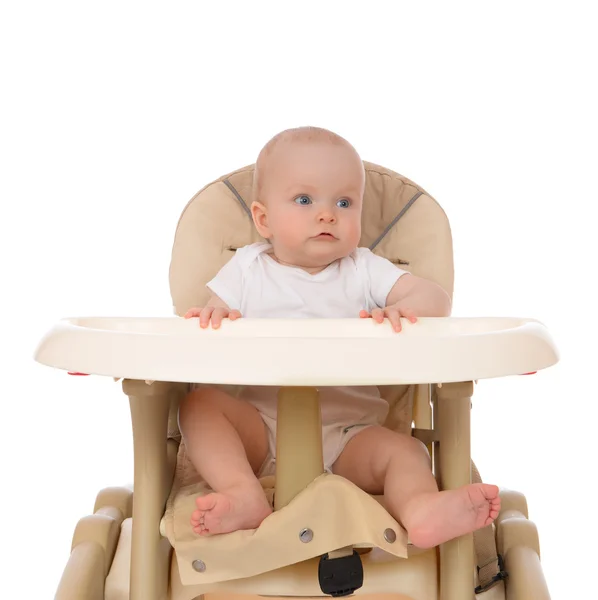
[251,126,365,270]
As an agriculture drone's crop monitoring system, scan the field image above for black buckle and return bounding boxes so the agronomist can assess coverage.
[474,554,508,594]
[318,550,364,597]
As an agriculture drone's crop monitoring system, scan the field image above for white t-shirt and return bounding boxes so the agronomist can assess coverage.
[204,243,410,429]
[207,242,409,318]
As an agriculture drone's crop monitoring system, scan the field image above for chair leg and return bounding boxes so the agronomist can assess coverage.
[123,380,181,600]
[436,381,475,600]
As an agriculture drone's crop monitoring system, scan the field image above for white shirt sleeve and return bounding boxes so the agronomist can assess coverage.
[357,248,410,308]
[206,249,245,310]
[205,243,269,311]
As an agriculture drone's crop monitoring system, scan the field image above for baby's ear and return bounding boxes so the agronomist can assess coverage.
[251,201,271,239]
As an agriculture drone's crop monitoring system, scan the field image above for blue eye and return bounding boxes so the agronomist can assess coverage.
[337,198,351,208]
[294,195,312,205]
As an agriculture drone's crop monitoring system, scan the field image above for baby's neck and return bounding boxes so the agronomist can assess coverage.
[266,248,335,275]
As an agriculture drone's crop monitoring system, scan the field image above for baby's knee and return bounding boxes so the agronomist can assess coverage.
[179,387,220,422]
[410,435,431,458]
[389,432,431,461]
[366,428,430,476]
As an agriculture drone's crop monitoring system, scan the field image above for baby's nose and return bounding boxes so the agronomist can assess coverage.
[318,211,336,223]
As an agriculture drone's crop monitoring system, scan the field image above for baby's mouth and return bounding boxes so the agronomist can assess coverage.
[313,232,337,240]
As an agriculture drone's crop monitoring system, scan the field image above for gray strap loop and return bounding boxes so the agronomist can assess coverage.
[223,179,251,218]
[369,191,423,251]
[224,178,422,254]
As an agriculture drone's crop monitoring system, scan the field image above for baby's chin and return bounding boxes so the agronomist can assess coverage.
[300,242,355,264]
[270,238,357,267]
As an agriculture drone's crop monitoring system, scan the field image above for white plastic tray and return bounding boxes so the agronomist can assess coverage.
[34,316,558,385]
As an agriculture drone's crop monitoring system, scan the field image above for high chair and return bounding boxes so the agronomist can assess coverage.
[35,162,558,600]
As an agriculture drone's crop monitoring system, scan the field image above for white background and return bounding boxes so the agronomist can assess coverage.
[2,2,596,598]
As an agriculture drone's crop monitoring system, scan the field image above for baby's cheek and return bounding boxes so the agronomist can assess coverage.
[347,219,361,243]
[279,221,303,245]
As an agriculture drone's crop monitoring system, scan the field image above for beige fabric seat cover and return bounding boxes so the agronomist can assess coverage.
[164,472,408,585]
[162,161,454,585]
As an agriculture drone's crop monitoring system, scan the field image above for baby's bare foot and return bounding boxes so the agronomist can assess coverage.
[403,483,501,549]
[191,483,272,536]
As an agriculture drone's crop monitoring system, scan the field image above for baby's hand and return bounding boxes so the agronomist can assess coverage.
[359,305,417,333]
[184,306,242,329]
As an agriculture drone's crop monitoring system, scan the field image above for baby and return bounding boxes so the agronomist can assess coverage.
[179,126,500,549]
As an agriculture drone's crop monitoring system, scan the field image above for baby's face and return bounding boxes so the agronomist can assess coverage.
[255,140,364,268]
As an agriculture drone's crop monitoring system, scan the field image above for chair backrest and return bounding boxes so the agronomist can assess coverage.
[168,161,454,436]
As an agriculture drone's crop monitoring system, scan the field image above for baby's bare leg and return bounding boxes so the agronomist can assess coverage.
[332,426,500,549]
[178,387,271,535]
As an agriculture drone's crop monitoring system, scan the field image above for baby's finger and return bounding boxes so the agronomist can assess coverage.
[228,310,242,321]
[385,308,402,332]
[210,307,228,329]
[199,307,214,328]
[400,307,418,323]
[371,308,385,323]
[359,310,370,318]
[184,308,202,319]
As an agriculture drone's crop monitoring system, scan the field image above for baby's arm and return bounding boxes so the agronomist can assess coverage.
[359,249,451,332]
[360,274,451,332]
[184,293,242,329]
[386,274,451,318]
[186,245,249,328]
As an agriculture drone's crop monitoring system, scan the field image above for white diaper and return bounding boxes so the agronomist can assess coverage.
[188,383,388,477]
[256,413,373,477]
